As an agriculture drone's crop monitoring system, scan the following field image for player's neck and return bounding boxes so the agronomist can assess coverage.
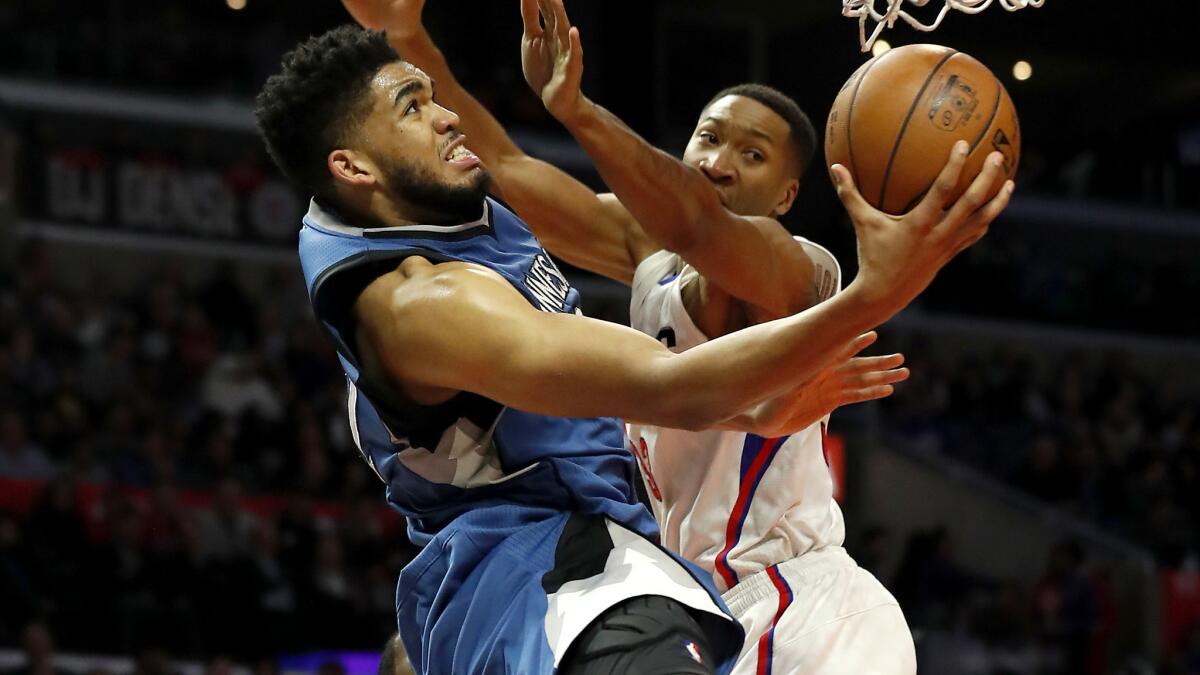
[370,193,482,228]
[366,193,423,228]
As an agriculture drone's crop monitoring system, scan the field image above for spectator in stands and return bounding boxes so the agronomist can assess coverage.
[894,527,993,629]
[5,622,60,675]
[134,648,177,675]
[850,524,893,583]
[95,499,155,648]
[1172,620,1200,675]
[1034,539,1100,675]
[202,352,283,423]
[315,661,345,675]
[252,659,279,675]
[0,511,36,643]
[23,479,90,646]
[202,656,232,675]
[303,530,360,647]
[0,410,54,480]
[1013,434,1074,505]
[246,518,298,653]
[78,329,136,407]
[197,477,257,562]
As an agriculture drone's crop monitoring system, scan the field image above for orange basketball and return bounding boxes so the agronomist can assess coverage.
[825,44,1020,215]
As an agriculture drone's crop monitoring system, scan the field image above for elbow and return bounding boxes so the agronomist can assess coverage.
[673,408,726,432]
[651,406,724,433]
[639,387,729,432]
[633,354,732,431]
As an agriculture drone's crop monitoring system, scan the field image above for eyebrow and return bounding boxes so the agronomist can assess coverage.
[701,115,776,144]
[393,78,430,108]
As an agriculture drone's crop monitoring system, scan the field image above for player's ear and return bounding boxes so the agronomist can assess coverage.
[328,149,379,189]
[773,178,800,217]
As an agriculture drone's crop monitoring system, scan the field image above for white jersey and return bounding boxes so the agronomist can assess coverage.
[626,239,847,594]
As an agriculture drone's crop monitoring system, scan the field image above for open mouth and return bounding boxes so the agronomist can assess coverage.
[442,136,480,167]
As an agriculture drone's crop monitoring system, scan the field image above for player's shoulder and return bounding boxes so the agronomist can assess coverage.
[631,247,685,291]
[357,258,512,323]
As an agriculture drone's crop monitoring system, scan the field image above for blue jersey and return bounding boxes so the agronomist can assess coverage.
[298,197,656,544]
[296,197,739,674]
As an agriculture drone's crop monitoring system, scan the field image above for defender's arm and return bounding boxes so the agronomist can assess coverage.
[521,0,817,316]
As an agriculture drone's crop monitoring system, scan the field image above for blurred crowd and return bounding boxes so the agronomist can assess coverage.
[852,526,1200,675]
[0,620,414,675]
[0,240,411,657]
[920,235,1200,339]
[2,232,1198,672]
[0,1,340,99]
[2,0,1198,211]
[0,1,554,132]
[879,333,1200,569]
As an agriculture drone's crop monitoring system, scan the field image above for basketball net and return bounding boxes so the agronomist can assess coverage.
[843,0,1045,51]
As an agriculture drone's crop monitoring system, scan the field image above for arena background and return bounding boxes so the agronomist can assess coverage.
[1,1,1199,674]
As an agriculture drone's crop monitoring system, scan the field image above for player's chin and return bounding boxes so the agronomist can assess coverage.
[439,162,485,186]
[443,165,493,198]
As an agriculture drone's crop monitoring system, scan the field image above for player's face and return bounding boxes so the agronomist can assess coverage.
[682,96,798,218]
[356,62,490,221]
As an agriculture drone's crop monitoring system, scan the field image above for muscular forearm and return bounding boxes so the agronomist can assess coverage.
[557,97,720,253]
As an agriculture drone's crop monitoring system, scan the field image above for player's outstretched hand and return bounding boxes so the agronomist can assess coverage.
[521,0,584,121]
[341,0,427,40]
[736,331,908,437]
[832,141,1014,317]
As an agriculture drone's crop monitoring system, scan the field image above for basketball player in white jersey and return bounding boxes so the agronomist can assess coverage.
[342,0,1013,672]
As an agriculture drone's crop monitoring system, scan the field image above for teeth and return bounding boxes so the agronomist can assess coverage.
[447,145,472,162]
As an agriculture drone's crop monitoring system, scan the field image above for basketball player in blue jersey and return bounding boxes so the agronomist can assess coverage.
[255,14,1008,675]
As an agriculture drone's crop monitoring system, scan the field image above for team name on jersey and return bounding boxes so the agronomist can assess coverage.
[525,253,571,313]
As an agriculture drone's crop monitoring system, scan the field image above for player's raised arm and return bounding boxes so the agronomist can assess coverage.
[340,0,653,283]
[521,0,820,317]
[522,0,1014,319]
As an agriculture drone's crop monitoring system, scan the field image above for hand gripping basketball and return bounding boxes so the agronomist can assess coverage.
[831,140,1013,314]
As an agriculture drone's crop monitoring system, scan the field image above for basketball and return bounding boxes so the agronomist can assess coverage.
[825,44,1020,215]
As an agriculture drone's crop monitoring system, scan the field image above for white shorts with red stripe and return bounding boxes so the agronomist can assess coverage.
[722,546,915,675]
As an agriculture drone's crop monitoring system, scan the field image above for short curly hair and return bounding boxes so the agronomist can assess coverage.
[704,84,817,181]
[255,25,400,203]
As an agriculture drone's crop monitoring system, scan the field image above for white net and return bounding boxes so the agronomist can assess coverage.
[843,0,1045,51]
